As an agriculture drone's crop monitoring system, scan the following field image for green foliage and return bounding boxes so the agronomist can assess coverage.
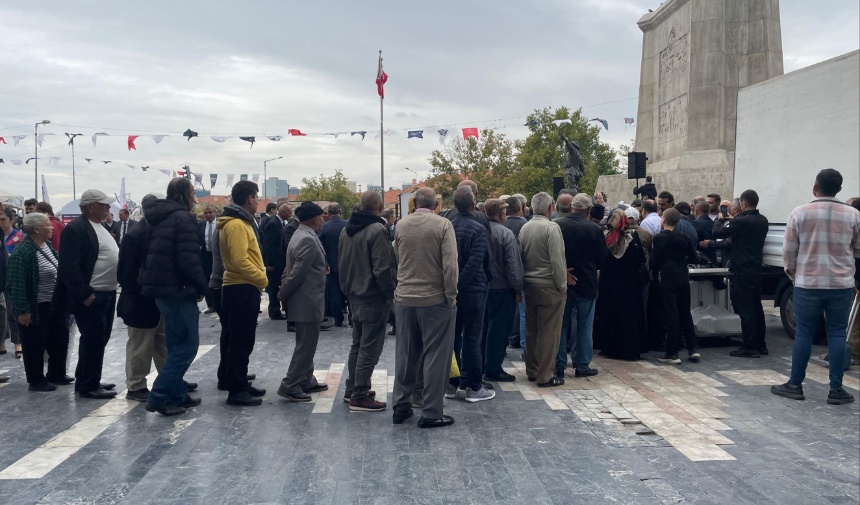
[297,169,359,217]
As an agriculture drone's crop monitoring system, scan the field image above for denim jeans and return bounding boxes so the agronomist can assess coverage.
[485,289,516,375]
[556,293,596,371]
[149,296,200,407]
[789,287,854,389]
[519,294,526,349]
[453,291,487,391]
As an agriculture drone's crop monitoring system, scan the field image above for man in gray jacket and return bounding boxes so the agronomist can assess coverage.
[338,191,397,412]
[483,199,523,382]
[277,202,329,403]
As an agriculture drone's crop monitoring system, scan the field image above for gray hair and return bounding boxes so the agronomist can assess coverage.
[512,193,527,209]
[140,194,159,219]
[531,192,554,215]
[22,212,49,234]
[361,191,383,211]
[328,202,342,215]
[414,188,437,210]
[453,186,476,213]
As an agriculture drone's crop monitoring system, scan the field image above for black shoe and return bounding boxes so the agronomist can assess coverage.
[730,347,760,358]
[827,388,855,405]
[144,403,187,416]
[100,382,116,390]
[574,368,599,377]
[555,367,565,379]
[226,391,263,406]
[392,408,414,424]
[184,381,198,392]
[417,415,455,428]
[771,382,805,401]
[217,382,228,391]
[48,375,75,385]
[277,388,311,403]
[303,383,329,393]
[246,374,257,381]
[269,313,286,320]
[246,384,266,397]
[508,340,522,349]
[126,388,150,402]
[757,345,770,356]
[0,376,9,383]
[287,324,296,332]
[77,388,117,399]
[28,381,57,392]
[484,372,517,382]
[182,396,202,408]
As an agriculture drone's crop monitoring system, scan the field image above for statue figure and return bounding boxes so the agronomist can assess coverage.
[560,133,585,193]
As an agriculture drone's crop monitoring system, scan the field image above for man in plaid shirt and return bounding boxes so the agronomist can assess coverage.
[772,169,860,405]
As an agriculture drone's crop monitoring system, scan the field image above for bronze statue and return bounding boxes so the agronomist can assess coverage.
[560,133,584,193]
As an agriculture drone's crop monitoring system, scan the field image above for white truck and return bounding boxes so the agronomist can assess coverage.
[734,50,860,337]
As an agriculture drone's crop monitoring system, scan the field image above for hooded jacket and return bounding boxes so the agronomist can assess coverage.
[138,198,207,299]
[338,211,396,304]
[218,204,267,290]
[117,217,160,328]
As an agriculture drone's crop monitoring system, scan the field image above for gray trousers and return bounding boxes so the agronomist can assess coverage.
[125,318,168,391]
[280,321,321,395]
[345,302,390,400]
[392,301,456,420]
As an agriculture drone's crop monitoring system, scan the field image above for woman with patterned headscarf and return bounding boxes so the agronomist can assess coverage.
[594,208,648,360]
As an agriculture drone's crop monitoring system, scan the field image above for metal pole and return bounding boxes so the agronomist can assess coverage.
[264,160,267,199]
[380,50,385,199]
[71,141,77,200]
[34,123,39,199]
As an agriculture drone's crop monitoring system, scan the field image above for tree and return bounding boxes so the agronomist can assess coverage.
[510,107,621,199]
[297,169,359,217]
[427,129,520,207]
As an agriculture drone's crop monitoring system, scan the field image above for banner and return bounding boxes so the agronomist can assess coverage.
[210,173,218,189]
[462,127,479,139]
[226,174,235,187]
[240,174,248,181]
[251,174,260,183]
[41,175,50,204]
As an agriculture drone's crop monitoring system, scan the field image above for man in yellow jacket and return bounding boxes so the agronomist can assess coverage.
[218,180,269,406]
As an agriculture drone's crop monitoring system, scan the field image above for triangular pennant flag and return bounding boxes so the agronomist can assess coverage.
[624,117,635,125]
[589,118,609,130]
[407,130,424,139]
[12,135,26,146]
[0,159,3,164]
[239,136,255,148]
[524,119,540,127]
[252,174,260,183]
[226,174,235,187]
[141,166,149,171]
[267,135,283,141]
[48,157,60,165]
[125,164,136,169]
[288,129,306,136]
[552,119,572,126]
[351,131,367,140]
[84,158,93,164]
[127,135,138,150]
[240,174,248,181]
[437,129,449,146]
[194,173,203,185]
[152,135,166,144]
[36,133,54,147]
[159,169,171,176]
[462,127,479,139]
[92,132,108,146]
[11,160,22,165]
[210,136,231,142]
[183,129,198,141]
[102,160,113,164]
[210,173,218,189]
[0,137,5,144]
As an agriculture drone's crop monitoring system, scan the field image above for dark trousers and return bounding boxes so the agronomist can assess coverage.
[453,291,487,391]
[731,275,766,350]
[485,289,515,375]
[73,290,116,393]
[222,284,261,394]
[660,284,697,356]
[325,272,346,326]
[19,302,67,384]
[646,280,665,350]
[266,267,284,316]
[210,287,232,384]
[281,322,322,395]
[200,251,214,307]
[345,302,390,399]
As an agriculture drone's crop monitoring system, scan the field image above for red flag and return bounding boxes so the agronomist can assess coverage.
[376,52,388,98]
[288,129,307,136]
[127,135,138,151]
[462,128,479,139]
[0,137,6,144]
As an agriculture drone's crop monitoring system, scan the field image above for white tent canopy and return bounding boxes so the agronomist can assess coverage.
[59,199,122,222]
[0,190,25,209]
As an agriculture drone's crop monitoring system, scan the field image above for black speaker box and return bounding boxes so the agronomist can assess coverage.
[628,152,647,179]
[552,176,564,199]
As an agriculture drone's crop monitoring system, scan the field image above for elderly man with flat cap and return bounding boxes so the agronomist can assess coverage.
[277,201,329,402]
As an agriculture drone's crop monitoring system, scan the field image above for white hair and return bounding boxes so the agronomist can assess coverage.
[530,192,554,215]
[512,193,527,208]
[22,212,50,234]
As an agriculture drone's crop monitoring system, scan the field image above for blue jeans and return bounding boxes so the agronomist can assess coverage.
[519,294,526,349]
[149,296,200,407]
[556,293,596,371]
[789,287,854,389]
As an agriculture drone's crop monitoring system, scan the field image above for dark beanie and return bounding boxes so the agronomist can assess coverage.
[590,204,605,220]
[295,201,323,221]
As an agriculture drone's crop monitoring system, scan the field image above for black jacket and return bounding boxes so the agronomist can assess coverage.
[261,216,285,270]
[452,212,491,293]
[554,213,607,299]
[319,216,347,272]
[117,218,160,328]
[634,182,657,200]
[651,229,698,289]
[281,218,300,252]
[692,214,718,265]
[138,199,207,299]
[712,209,768,277]
[57,216,101,307]
[0,242,6,295]
[504,215,527,239]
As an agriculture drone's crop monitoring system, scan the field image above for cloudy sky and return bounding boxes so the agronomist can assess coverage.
[1,0,857,207]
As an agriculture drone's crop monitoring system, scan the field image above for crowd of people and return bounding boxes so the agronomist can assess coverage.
[0,168,857,427]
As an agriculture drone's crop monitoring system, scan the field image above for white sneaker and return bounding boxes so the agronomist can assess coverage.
[444,384,457,399]
[464,386,496,403]
[657,355,682,365]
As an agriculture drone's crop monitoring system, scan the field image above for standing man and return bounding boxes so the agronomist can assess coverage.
[260,202,277,228]
[640,200,661,237]
[197,205,217,314]
[692,202,717,265]
[218,181,269,406]
[656,191,674,216]
[319,202,347,327]
[262,203,291,320]
[391,188,458,428]
[519,192,567,387]
[505,195,528,350]
[484,198,523,382]
[706,194,721,221]
[381,209,396,241]
[277,202,329,402]
[35,202,64,251]
[339,191,397,412]
[713,189,769,357]
[116,209,136,246]
[555,193,607,378]
[772,169,859,405]
[102,211,120,243]
[23,199,37,215]
[58,189,119,399]
[633,176,658,201]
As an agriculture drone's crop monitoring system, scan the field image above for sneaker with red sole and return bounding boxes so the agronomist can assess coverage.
[349,397,387,412]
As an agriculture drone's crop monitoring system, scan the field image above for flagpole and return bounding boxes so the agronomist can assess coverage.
[379,50,385,199]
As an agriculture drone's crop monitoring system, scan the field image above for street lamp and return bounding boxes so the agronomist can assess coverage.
[404,167,418,187]
[66,133,83,200]
[34,120,50,199]
[263,156,283,200]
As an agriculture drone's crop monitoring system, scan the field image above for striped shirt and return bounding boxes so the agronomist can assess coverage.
[783,197,860,289]
[35,243,58,303]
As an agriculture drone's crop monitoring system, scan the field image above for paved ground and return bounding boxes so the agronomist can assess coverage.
[0,305,857,505]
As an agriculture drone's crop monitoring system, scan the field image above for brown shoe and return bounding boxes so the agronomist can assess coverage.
[342,390,376,403]
[349,397,386,412]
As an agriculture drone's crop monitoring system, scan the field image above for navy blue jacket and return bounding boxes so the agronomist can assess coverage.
[452,212,490,293]
[319,216,347,273]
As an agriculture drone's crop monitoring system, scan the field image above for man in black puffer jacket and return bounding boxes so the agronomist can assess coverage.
[139,178,207,416]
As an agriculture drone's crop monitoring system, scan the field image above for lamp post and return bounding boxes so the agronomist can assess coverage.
[263,156,283,200]
[404,167,418,187]
[34,120,50,199]
[66,133,83,200]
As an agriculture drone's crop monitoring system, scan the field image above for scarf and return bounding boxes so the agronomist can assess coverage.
[605,209,633,259]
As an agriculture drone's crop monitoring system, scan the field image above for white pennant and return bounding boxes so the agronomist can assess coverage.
[226,174,235,188]
[11,159,22,165]
[36,133,54,147]
[552,119,572,126]
[48,156,60,165]
[92,132,108,146]
[12,135,26,146]
[125,164,136,169]
[210,136,231,143]
[159,169,171,176]
[266,136,282,141]
[251,174,260,183]
[152,135,167,144]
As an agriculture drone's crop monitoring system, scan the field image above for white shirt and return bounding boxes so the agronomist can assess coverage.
[88,220,119,291]
[119,220,129,243]
[641,213,662,236]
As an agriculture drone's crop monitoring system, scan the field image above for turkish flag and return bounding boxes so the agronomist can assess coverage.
[127,135,138,151]
[288,129,307,136]
[376,53,388,98]
[462,128,479,139]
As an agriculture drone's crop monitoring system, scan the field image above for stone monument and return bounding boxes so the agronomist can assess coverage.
[597,0,784,203]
